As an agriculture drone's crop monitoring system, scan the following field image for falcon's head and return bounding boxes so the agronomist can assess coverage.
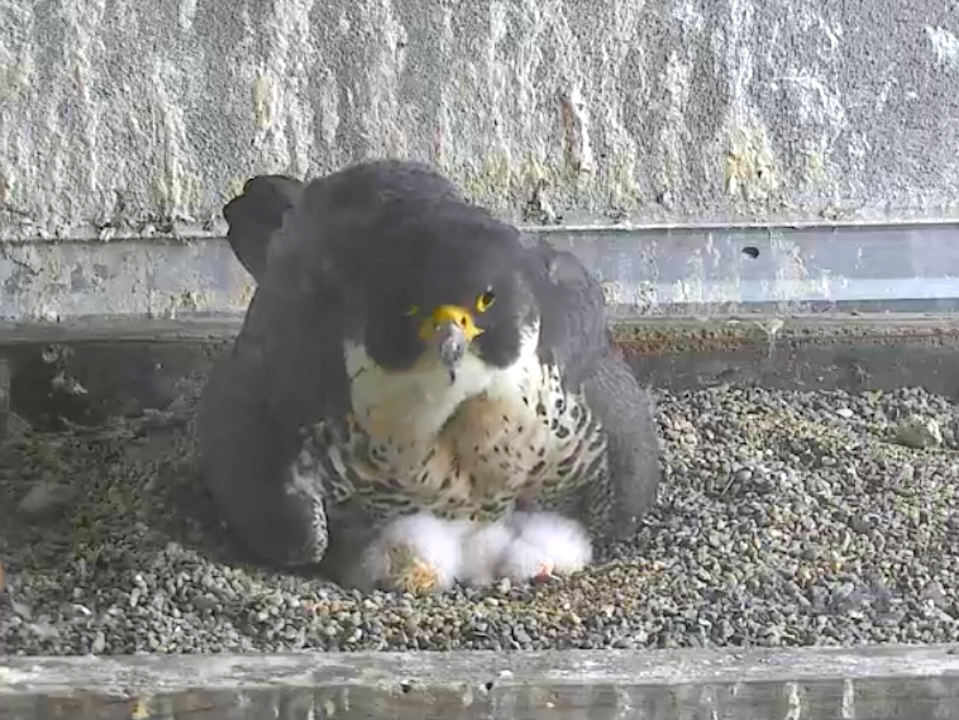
[359,199,542,386]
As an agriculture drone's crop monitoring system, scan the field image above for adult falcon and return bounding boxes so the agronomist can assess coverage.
[196,159,661,592]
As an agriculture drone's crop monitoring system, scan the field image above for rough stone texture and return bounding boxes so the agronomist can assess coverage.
[2,0,959,243]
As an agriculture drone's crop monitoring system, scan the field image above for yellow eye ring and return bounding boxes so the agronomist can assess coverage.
[475,289,496,313]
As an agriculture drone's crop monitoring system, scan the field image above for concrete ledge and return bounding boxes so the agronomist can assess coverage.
[4,312,959,432]
[2,647,959,719]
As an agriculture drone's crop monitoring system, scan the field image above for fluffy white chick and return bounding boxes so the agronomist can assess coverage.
[459,521,517,588]
[497,511,593,584]
[356,512,471,595]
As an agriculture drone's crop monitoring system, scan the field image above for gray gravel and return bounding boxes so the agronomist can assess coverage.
[2,383,959,655]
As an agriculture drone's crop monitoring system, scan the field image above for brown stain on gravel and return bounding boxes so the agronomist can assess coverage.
[613,326,759,357]
[610,319,959,359]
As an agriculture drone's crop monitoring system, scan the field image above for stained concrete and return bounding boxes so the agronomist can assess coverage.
[2,0,959,244]
[4,313,959,440]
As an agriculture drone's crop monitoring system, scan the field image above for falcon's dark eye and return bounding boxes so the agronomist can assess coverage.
[475,289,496,313]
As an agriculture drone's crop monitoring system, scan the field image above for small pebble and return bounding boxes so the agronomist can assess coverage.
[90,631,106,654]
[894,415,943,449]
[11,601,32,619]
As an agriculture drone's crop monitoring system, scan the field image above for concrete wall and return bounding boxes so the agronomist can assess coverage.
[1,0,959,242]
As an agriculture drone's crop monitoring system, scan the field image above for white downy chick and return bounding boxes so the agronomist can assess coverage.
[459,521,517,588]
[497,511,593,584]
[356,512,471,595]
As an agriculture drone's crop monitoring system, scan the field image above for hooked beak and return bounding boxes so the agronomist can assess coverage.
[419,305,484,383]
[437,323,467,383]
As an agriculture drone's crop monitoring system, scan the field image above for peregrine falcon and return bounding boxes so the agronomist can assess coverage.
[196,159,661,590]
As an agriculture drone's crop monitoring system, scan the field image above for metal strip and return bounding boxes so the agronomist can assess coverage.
[539,222,959,316]
[0,222,956,336]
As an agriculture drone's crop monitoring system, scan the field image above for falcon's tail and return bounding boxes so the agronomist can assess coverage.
[223,175,305,282]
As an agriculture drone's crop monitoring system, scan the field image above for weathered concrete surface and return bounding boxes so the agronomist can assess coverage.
[2,0,959,242]
[3,647,959,720]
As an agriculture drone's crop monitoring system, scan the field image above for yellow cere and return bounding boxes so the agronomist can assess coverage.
[418,304,484,341]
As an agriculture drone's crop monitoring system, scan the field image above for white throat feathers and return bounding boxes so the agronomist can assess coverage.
[343,320,542,443]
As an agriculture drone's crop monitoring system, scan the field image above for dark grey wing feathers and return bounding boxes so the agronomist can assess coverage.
[580,356,662,541]
[195,305,330,566]
[223,175,304,282]
[522,237,609,388]
[198,173,355,567]
[522,236,662,540]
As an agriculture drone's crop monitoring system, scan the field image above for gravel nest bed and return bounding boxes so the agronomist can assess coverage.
[1,384,958,655]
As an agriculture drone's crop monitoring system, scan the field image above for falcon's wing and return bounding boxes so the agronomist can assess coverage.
[198,175,355,567]
[522,237,662,541]
[223,175,304,282]
[195,321,328,566]
[580,356,662,541]
[521,237,610,388]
